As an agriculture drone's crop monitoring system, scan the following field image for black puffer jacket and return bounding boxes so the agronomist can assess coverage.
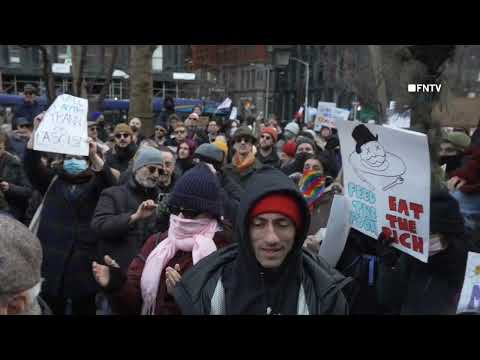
[91,175,162,270]
[173,167,351,315]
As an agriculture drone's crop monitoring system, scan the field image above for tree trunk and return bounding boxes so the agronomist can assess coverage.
[89,46,120,114]
[72,45,88,97]
[129,45,154,137]
[368,45,389,122]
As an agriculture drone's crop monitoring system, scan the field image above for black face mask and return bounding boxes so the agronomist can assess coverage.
[439,155,463,174]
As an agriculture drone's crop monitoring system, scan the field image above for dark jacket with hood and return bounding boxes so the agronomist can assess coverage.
[105,143,137,174]
[91,175,163,270]
[23,149,117,299]
[173,167,351,315]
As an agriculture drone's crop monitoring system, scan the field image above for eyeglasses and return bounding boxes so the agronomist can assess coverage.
[147,166,164,175]
[168,205,202,219]
[115,133,130,139]
[260,135,272,141]
[235,137,252,144]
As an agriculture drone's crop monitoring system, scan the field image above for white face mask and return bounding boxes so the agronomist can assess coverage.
[429,234,447,257]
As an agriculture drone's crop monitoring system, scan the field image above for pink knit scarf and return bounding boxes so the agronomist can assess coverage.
[140,215,218,315]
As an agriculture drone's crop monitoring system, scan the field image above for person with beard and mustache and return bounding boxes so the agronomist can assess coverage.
[23,114,117,315]
[172,167,350,315]
[175,140,197,178]
[129,117,146,145]
[256,127,280,168]
[105,123,138,178]
[92,163,233,315]
[439,132,471,178]
[92,146,166,273]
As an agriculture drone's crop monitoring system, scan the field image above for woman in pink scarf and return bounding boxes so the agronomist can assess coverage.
[92,163,232,315]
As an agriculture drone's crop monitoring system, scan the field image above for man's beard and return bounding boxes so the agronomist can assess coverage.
[135,172,158,188]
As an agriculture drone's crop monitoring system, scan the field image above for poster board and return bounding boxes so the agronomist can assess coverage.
[337,121,431,262]
[34,94,89,156]
[457,252,480,314]
[314,102,336,130]
[318,195,351,267]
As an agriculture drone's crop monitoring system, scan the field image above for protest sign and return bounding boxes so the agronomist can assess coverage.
[387,110,411,128]
[457,252,480,314]
[216,97,232,111]
[337,121,431,262]
[318,195,351,267]
[229,107,238,120]
[333,108,351,122]
[314,102,337,130]
[34,94,89,156]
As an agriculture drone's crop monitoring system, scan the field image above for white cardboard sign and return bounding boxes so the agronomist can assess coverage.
[318,195,351,267]
[314,101,337,130]
[34,94,89,156]
[337,121,431,262]
[457,252,480,314]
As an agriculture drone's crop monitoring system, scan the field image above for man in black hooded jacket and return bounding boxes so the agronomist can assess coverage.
[173,167,350,315]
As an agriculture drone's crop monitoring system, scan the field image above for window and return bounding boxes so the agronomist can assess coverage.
[152,46,163,72]
[57,45,67,62]
[257,70,263,81]
[8,45,22,64]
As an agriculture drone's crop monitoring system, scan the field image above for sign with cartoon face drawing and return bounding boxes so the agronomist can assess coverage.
[457,252,480,314]
[337,121,431,262]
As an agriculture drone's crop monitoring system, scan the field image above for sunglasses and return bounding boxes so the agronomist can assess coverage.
[235,137,252,144]
[115,133,130,139]
[18,124,32,129]
[168,205,202,219]
[155,127,166,132]
[147,166,164,175]
[260,135,272,140]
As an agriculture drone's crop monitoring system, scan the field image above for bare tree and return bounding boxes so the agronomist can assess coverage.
[129,45,155,137]
[20,45,56,105]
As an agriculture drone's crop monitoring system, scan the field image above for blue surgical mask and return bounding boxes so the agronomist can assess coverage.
[63,159,88,175]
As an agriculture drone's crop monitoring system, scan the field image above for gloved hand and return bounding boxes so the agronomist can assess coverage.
[376,231,400,268]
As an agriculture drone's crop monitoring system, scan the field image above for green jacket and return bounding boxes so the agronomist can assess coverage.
[222,158,264,189]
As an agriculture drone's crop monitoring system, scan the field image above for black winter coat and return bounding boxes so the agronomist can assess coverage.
[173,167,351,315]
[256,149,281,168]
[105,144,137,174]
[91,176,163,270]
[0,151,33,222]
[23,149,117,299]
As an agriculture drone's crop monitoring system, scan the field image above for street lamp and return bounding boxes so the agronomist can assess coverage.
[289,57,310,125]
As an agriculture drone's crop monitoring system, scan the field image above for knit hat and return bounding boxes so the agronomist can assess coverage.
[233,126,257,144]
[114,123,133,136]
[284,122,300,136]
[446,132,471,152]
[16,117,31,127]
[430,190,464,235]
[249,193,303,230]
[261,127,278,143]
[0,215,42,297]
[168,163,223,219]
[213,138,228,160]
[296,137,317,153]
[132,146,165,173]
[282,141,297,158]
[194,143,224,164]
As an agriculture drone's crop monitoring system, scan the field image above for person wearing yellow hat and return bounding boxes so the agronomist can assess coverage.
[213,138,229,166]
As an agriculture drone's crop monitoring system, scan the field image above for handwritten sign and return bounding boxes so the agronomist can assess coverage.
[457,252,480,314]
[34,94,89,156]
[314,102,336,130]
[337,121,430,262]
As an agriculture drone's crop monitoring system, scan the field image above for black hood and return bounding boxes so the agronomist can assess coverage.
[222,167,311,315]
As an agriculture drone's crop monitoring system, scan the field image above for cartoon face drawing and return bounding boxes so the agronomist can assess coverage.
[349,124,407,192]
[359,141,388,170]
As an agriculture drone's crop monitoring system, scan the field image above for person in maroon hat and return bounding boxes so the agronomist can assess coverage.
[280,141,297,169]
[256,127,280,168]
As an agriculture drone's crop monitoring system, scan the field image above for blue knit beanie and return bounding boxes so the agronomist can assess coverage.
[168,163,223,219]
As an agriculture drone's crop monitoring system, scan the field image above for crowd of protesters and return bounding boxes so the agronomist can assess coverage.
[1,85,480,315]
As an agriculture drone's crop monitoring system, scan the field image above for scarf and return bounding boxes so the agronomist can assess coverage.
[233,151,256,173]
[299,170,326,210]
[140,215,218,315]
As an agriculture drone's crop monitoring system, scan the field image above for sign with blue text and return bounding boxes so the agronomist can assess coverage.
[337,121,430,262]
[457,252,480,314]
[34,94,89,156]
